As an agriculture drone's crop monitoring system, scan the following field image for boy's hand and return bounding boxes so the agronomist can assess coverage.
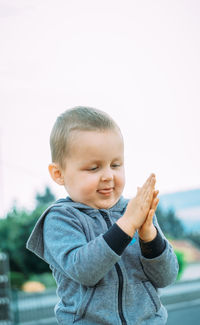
[116,173,156,237]
[138,190,159,242]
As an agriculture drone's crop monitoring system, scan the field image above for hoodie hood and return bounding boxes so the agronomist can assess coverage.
[26,196,129,260]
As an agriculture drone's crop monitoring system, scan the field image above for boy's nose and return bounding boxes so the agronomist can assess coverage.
[101,168,113,181]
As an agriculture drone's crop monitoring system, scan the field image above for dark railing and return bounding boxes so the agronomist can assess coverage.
[1,251,200,325]
[9,278,200,325]
[11,289,58,325]
[0,252,13,325]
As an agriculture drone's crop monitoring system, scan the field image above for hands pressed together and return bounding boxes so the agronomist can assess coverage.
[117,173,159,242]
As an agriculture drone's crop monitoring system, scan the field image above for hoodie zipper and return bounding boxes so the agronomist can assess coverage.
[100,211,127,325]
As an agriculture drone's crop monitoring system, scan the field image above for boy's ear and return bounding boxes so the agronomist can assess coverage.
[48,163,64,186]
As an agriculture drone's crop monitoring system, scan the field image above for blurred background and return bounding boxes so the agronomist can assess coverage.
[1,0,200,324]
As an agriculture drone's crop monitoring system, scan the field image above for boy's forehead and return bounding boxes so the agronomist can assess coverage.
[68,129,124,159]
[70,129,123,145]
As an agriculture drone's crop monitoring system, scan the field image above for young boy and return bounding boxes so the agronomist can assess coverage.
[27,106,178,325]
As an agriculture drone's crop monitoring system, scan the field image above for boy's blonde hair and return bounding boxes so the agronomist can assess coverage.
[50,106,120,169]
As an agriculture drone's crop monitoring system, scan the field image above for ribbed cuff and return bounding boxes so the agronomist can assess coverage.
[139,228,166,259]
[103,223,132,256]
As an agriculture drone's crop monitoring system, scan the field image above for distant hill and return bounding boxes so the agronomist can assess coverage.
[159,189,200,232]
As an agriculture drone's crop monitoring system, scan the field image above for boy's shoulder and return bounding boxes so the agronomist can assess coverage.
[26,198,72,259]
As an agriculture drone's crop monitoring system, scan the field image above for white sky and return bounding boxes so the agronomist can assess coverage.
[1,0,200,215]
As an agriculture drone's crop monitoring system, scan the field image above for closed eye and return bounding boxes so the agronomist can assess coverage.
[88,167,98,171]
[112,164,121,168]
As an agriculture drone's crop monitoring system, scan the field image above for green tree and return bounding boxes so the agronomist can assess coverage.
[35,186,55,207]
[188,231,200,249]
[0,187,56,281]
[175,250,186,280]
[156,204,185,239]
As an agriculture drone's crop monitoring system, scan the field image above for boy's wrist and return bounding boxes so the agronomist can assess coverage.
[116,216,136,238]
[139,225,157,243]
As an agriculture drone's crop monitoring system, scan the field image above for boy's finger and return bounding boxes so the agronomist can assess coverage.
[153,190,159,198]
[142,175,156,200]
[149,190,159,205]
[151,197,159,211]
[142,173,156,190]
[149,196,158,210]
[146,209,154,226]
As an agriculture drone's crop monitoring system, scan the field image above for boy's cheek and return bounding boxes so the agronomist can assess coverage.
[119,167,125,183]
[117,171,126,189]
[80,178,99,194]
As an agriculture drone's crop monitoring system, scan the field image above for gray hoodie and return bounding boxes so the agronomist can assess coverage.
[26,196,178,325]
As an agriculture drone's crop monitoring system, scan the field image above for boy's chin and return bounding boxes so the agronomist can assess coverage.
[94,197,120,210]
[76,194,121,210]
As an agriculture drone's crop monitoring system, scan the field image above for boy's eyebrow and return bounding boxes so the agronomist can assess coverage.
[80,157,123,165]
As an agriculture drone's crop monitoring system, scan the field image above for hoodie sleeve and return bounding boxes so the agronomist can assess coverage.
[139,214,179,288]
[43,206,121,287]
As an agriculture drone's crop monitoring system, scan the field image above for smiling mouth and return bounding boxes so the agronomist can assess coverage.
[97,188,114,196]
